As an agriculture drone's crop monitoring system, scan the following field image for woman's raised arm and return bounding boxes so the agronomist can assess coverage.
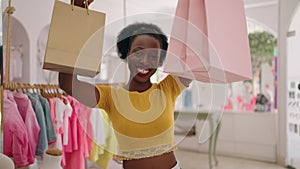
[57,0,99,107]
[59,72,99,108]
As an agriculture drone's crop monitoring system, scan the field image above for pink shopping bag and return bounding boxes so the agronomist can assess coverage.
[163,0,252,83]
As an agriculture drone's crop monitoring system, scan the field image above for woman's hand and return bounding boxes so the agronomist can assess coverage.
[74,0,94,8]
[179,77,192,87]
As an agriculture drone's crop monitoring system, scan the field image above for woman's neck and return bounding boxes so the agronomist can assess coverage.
[124,79,152,92]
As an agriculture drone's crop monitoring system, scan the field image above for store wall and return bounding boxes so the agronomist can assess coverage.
[2,17,30,83]
[286,4,300,168]
[2,0,56,83]
[287,6,300,78]
[278,0,300,167]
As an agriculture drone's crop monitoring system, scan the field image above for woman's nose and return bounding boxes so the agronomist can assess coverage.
[140,55,149,63]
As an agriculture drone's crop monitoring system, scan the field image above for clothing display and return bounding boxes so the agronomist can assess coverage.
[96,75,186,160]
[3,88,115,169]
[26,93,48,156]
[62,96,93,169]
[89,109,118,169]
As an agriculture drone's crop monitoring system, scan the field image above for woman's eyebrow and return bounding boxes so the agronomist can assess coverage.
[131,47,144,51]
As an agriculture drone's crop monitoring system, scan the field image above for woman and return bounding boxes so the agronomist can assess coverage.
[59,22,191,169]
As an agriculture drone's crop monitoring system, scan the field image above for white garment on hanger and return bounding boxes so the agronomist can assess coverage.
[51,97,72,149]
[90,108,105,146]
[61,96,72,146]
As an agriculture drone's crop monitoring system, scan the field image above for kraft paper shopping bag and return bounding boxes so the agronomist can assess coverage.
[43,0,106,77]
[163,0,252,83]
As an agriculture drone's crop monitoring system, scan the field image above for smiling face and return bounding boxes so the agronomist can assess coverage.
[127,35,161,84]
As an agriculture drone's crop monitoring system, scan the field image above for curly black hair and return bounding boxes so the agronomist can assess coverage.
[117,23,168,66]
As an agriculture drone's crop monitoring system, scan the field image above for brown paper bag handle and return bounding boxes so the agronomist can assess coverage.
[70,0,90,15]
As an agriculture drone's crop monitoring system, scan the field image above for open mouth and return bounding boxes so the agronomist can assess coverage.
[136,68,152,77]
[137,68,150,74]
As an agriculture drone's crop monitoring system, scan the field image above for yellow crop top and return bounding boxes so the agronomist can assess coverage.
[96,75,186,160]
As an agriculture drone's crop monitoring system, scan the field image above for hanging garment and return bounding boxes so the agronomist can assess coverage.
[89,110,118,169]
[63,96,93,169]
[3,91,35,168]
[48,98,58,145]
[36,94,57,144]
[13,93,40,157]
[26,93,48,157]
[50,97,72,150]
[89,108,105,146]
[88,108,106,163]
[60,96,72,146]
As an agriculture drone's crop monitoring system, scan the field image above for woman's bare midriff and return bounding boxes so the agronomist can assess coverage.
[122,151,177,169]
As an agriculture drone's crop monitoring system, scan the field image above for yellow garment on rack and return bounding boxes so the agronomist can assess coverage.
[89,110,118,169]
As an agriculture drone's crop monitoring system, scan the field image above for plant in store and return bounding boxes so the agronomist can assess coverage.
[248,31,277,92]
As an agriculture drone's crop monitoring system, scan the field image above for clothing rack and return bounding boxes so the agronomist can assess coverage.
[3,82,65,97]
[0,0,64,129]
[2,82,66,131]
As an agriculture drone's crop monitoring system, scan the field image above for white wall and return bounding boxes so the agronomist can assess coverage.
[278,0,300,166]
[287,6,300,78]
[286,4,300,168]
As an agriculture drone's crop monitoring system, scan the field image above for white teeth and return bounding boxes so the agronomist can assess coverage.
[137,68,149,74]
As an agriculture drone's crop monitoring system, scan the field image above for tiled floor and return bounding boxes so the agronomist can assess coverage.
[175,148,286,169]
[106,148,286,169]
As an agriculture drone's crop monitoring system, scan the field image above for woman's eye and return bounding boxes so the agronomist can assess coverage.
[149,54,158,60]
[133,51,144,57]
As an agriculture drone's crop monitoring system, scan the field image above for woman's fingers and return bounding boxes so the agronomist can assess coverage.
[74,0,94,7]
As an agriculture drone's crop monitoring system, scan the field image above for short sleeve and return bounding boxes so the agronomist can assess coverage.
[159,75,187,98]
[95,85,111,113]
